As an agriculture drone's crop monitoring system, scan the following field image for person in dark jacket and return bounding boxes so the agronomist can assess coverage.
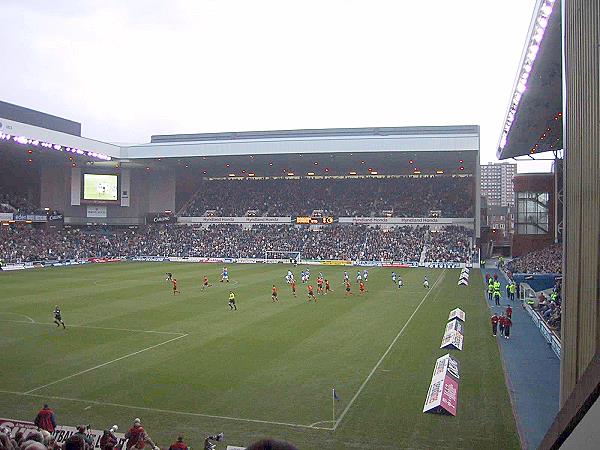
[34,404,56,433]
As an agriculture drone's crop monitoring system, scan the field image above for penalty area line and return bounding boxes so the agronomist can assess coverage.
[0,390,333,431]
[22,333,189,394]
[332,269,447,430]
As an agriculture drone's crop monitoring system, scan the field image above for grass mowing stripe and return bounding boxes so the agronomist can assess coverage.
[0,319,186,335]
[23,334,189,394]
[333,269,446,430]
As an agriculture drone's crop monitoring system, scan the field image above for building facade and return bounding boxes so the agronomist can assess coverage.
[480,162,517,207]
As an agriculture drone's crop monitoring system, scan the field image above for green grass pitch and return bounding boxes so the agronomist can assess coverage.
[0,263,519,449]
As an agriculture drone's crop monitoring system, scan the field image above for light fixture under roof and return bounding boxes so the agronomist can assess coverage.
[499,0,557,151]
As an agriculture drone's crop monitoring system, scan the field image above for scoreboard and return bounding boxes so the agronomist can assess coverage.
[295,216,335,225]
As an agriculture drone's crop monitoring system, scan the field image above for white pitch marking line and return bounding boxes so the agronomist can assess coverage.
[333,269,447,430]
[23,333,189,394]
[84,405,92,410]
[0,319,186,336]
[309,420,335,428]
[0,313,36,323]
[0,390,332,431]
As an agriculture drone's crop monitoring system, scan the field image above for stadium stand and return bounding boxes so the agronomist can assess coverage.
[0,224,474,264]
[0,191,40,213]
[506,244,562,274]
[180,177,474,217]
[424,225,472,263]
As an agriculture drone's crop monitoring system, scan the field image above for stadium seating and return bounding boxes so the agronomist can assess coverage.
[424,225,472,263]
[0,224,474,264]
[180,177,474,217]
[506,244,562,274]
[0,191,40,213]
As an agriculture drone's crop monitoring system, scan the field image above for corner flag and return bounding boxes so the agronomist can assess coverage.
[333,387,340,401]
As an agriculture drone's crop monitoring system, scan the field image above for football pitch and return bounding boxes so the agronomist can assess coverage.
[0,263,519,449]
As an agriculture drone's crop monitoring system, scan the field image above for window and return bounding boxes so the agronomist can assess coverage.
[516,192,549,234]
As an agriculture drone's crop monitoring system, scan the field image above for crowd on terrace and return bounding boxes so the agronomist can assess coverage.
[535,280,562,335]
[425,226,473,263]
[0,191,40,214]
[0,224,473,264]
[506,244,562,274]
[181,177,474,217]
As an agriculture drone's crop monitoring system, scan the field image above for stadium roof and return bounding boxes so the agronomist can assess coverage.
[0,100,81,136]
[0,109,479,175]
[497,0,562,160]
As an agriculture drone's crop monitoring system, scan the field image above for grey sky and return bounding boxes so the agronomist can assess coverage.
[0,0,547,171]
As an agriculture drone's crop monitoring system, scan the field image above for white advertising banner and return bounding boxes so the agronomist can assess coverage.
[0,212,13,221]
[338,217,475,225]
[440,329,464,351]
[179,216,291,224]
[423,354,460,415]
[448,308,466,322]
[87,205,107,218]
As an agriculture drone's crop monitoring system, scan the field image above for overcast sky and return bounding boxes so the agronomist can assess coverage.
[0,0,549,171]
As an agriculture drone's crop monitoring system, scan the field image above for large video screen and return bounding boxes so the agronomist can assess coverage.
[83,174,119,201]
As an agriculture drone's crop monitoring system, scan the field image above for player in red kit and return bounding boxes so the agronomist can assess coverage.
[317,277,324,295]
[325,279,331,294]
[506,305,513,319]
[291,279,297,297]
[345,281,353,296]
[359,280,366,295]
[172,278,179,295]
[202,276,211,290]
[307,285,316,302]
[272,285,279,303]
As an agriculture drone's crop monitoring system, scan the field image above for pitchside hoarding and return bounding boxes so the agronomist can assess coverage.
[440,329,464,351]
[445,319,465,336]
[423,354,460,415]
[448,308,466,322]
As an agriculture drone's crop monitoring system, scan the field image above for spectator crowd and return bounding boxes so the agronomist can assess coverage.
[0,404,292,450]
[425,226,473,263]
[0,191,40,214]
[0,224,473,264]
[181,177,474,218]
[535,280,562,336]
[506,244,562,274]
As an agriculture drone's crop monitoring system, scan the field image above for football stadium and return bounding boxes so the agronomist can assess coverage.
[1,1,599,449]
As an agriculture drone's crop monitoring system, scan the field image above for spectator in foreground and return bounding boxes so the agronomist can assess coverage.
[99,426,119,450]
[168,436,188,450]
[124,419,159,450]
[73,426,94,449]
[63,434,86,450]
[246,439,299,450]
[34,404,56,433]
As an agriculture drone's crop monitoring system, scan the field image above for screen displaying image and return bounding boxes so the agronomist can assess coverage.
[83,174,118,201]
